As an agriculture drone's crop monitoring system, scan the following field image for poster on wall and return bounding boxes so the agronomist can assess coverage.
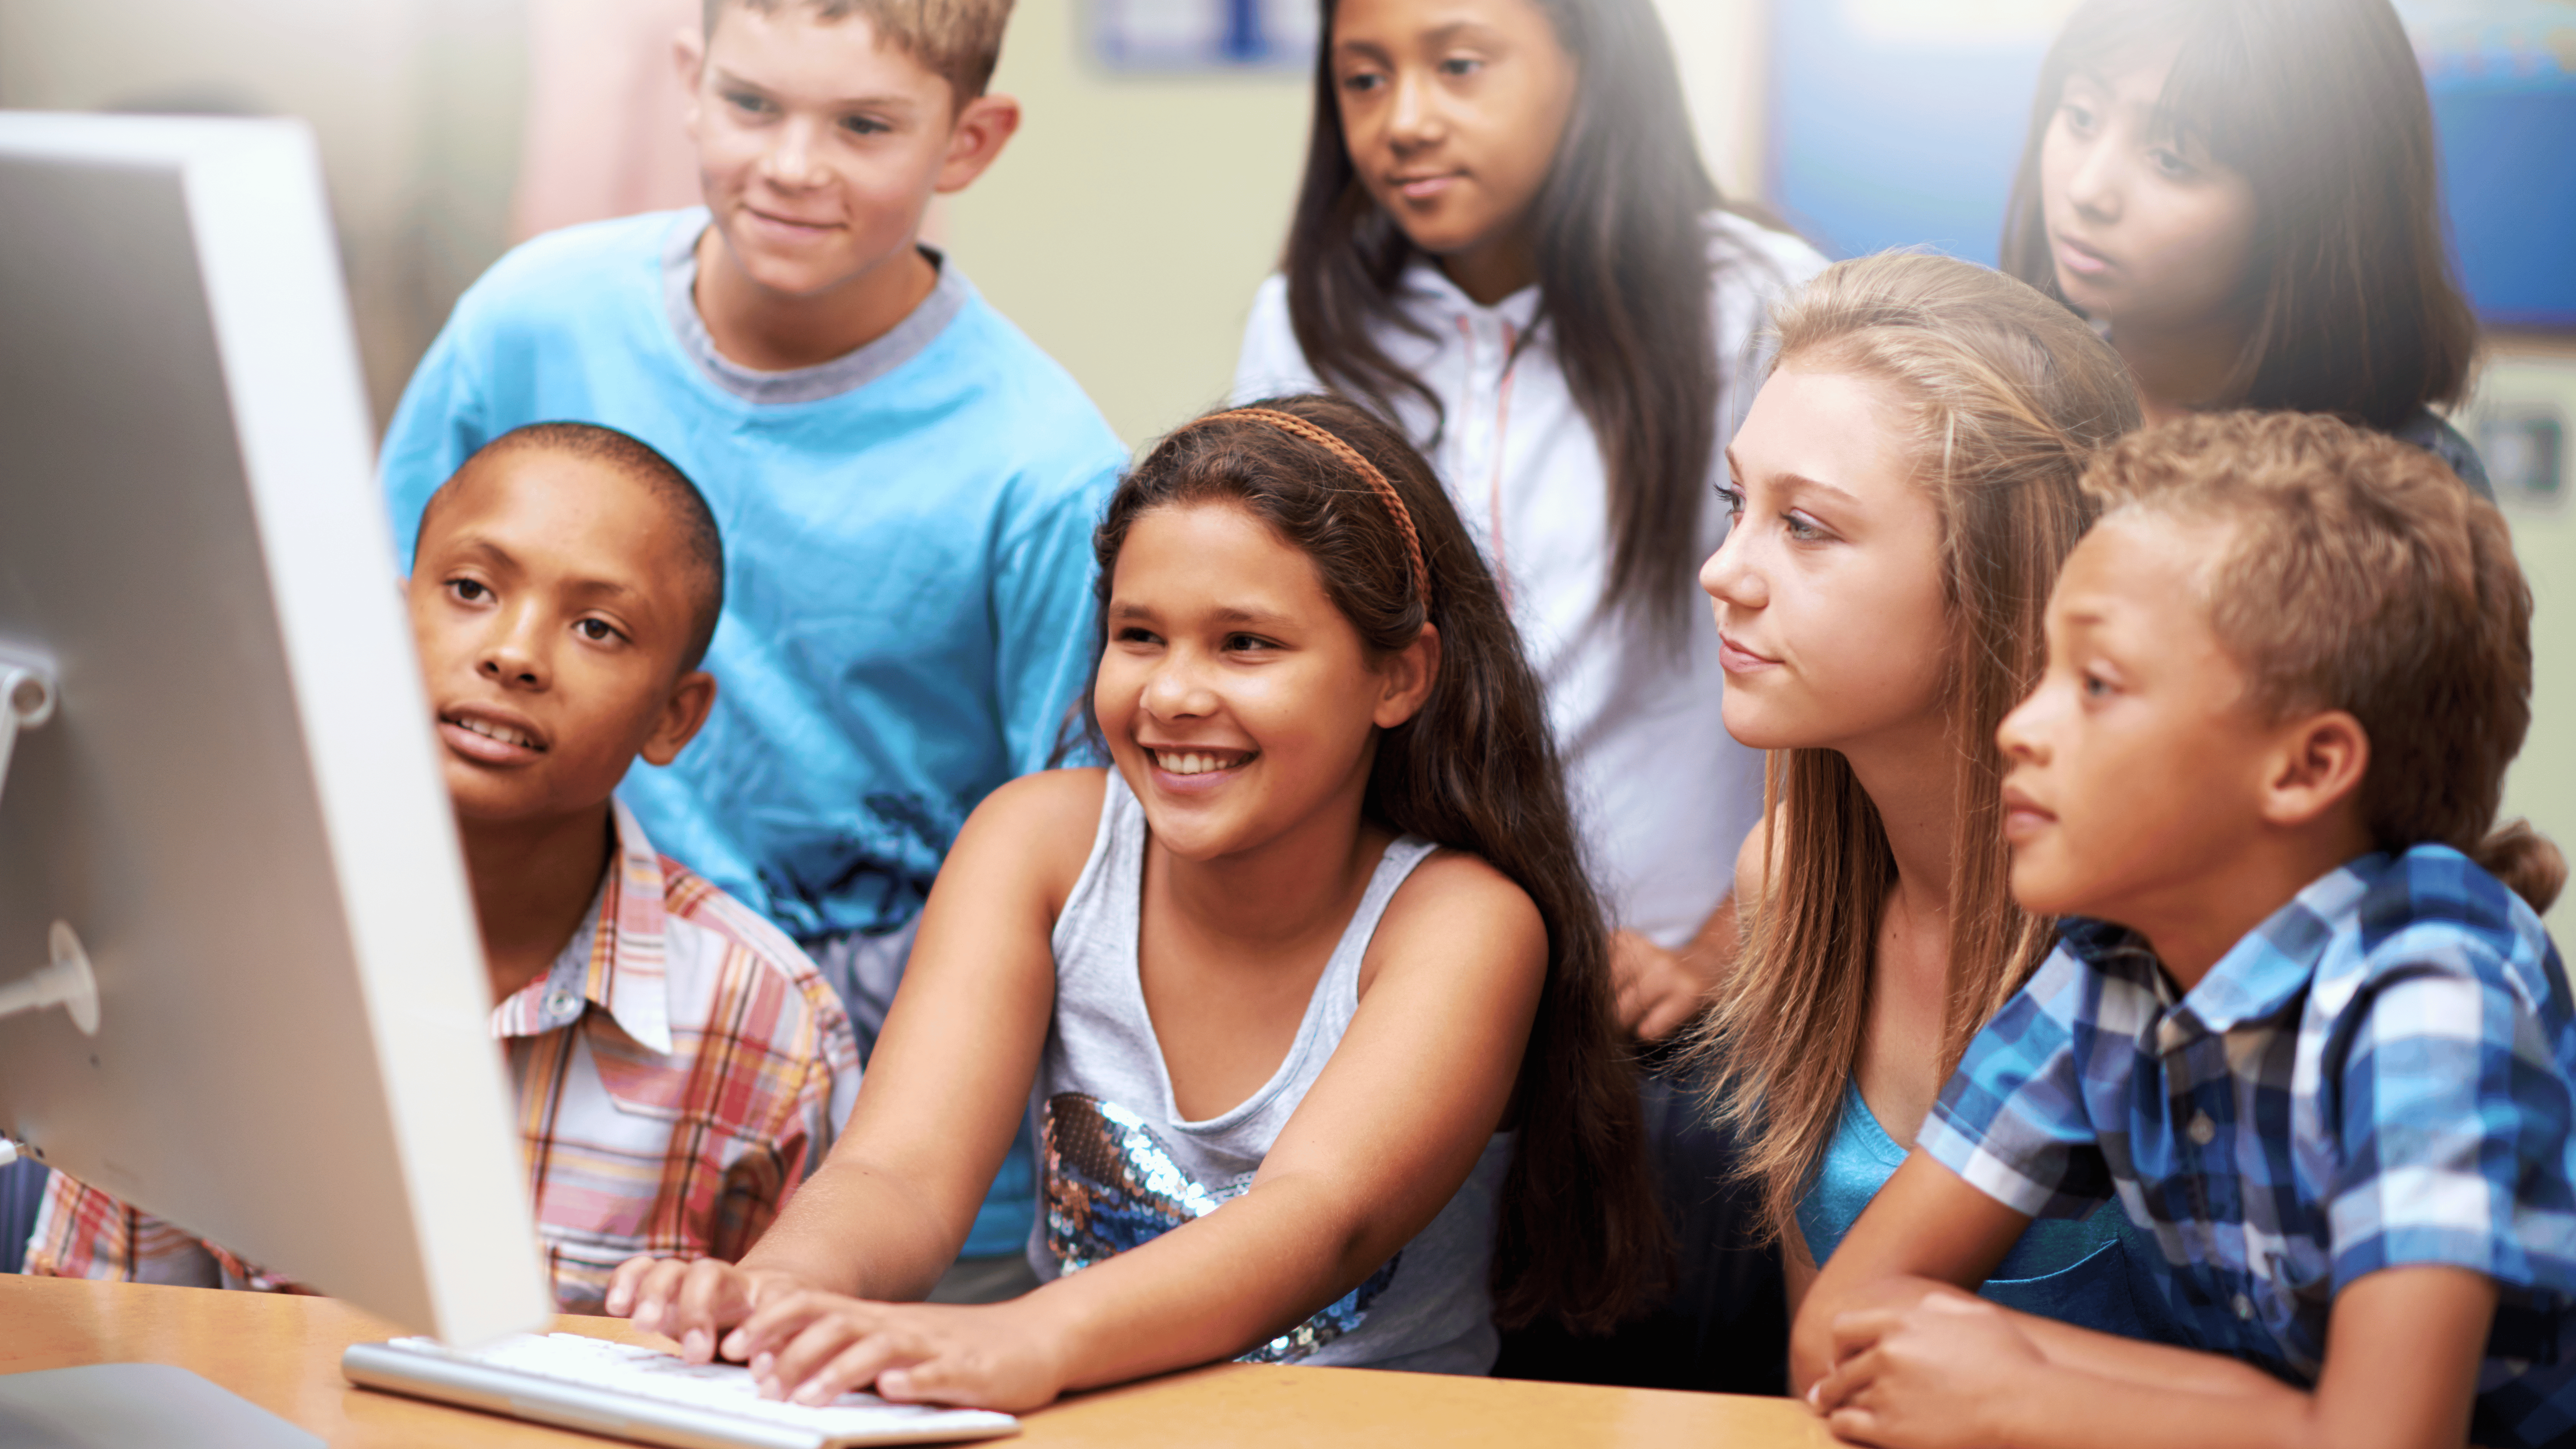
[1090,0,1320,70]
[1769,0,2576,326]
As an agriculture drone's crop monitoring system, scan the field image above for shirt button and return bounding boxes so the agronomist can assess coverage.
[2233,1293,2256,1320]
[2189,1112,2217,1145]
[543,987,578,1019]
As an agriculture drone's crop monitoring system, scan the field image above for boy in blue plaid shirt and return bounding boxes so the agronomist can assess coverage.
[1795,413,2571,1449]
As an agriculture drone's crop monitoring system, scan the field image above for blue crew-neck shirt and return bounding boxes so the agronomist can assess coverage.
[381,210,1124,950]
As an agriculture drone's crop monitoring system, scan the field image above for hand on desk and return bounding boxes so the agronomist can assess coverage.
[605,1255,1069,1412]
[1808,1286,2041,1449]
[605,1256,804,1365]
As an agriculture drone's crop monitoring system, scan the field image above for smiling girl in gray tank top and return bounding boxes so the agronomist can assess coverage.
[603,395,1665,1410]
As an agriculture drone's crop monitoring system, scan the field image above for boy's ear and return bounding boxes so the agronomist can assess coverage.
[1373,623,1441,731]
[933,93,1021,195]
[674,26,709,139]
[639,670,719,768]
[2257,708,2369,830]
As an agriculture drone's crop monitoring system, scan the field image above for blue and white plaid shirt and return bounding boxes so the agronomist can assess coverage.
[1920,845,2576,1449]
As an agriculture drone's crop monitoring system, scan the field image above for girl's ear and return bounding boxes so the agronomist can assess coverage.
[1373,623,1441,730]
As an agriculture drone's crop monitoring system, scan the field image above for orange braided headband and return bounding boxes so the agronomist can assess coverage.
[1187,407,1434,610]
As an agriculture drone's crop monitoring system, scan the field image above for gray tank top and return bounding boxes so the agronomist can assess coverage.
[1030,771,1513,1375]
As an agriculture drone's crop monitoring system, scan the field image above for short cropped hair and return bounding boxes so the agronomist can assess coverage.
[421,423,727,673]
[704,0,1014,103]
[2081,411,2562,912]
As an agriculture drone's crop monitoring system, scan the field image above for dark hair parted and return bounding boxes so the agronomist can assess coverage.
[1091,393,1668,1333]
[2000,0,2479,429]
[1285,0,1782,640]
[2083,411,2564,913]
[429,422,727,673]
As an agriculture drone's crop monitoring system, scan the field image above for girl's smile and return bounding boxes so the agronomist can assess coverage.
[1142,745,1261,791]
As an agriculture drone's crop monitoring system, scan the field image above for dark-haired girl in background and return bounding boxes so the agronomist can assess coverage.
[2002,0,2492,493]
[1230,0,1825,1387]
[1233,0,1822,1072]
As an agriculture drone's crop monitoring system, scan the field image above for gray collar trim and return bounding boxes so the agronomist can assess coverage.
[661,214,967,405]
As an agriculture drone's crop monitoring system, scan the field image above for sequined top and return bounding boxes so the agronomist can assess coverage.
[1032,770,1514,1374]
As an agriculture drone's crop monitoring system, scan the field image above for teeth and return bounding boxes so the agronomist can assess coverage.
[460,717,533,749]
[1153,750,1245,777]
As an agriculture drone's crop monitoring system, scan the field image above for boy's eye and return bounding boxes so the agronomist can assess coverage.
[1115,625,1162,647]
[724,89,773,116]
[1224,633,1276,653]
[575,619,622,644]
[839,114,890,137]
[447,578,490,604]
[1438,55,1485,78]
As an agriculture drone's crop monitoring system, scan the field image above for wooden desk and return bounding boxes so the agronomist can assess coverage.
[0,1273,1838,1446]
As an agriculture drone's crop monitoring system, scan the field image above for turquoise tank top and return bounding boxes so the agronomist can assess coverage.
[1797,1079,2179,1341]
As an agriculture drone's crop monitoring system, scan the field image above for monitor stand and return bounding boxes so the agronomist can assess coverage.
[0,1364,322,1448]
[0,920,99,1037]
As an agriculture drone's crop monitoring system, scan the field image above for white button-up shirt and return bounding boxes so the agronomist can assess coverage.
[1233,214,1828,945]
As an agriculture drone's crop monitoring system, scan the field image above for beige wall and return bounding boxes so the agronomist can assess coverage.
[2470,341,2576,931]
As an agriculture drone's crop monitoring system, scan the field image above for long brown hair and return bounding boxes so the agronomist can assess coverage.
[1692,255,2142,1242]
[1999,0,2479,429]
[1283,0,1786,640]
[1089,393,1667,1331]
[2081,412,2564,913]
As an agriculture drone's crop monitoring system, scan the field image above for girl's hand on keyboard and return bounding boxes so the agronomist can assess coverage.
[605,1256,808,1366]
[732,1290,1070,1413]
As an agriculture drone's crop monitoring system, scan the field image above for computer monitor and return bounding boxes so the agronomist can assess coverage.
[0,112,548,1346]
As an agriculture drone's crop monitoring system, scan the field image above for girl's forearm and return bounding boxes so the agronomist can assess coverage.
[739,1154,968,1301]
[1017,1176,1388,1391]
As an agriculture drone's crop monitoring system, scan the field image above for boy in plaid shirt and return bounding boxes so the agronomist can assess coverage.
[27,424,860,1310]
[1795,413,2571,1448]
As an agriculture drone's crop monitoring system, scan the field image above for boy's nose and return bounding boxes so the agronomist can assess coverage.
[477,614,550,689]
[759,119,828,188]
[1996,688,2052,762]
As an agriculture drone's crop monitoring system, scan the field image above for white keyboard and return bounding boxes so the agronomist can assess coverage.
[342,1332,1020,1448]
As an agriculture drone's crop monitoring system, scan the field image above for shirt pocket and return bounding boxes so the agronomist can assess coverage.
[1980,1235,2149,1340]
[538,1232,661,1315]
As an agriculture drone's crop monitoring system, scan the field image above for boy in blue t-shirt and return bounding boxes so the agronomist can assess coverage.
[379,0,1125,1270]
[1792,413,2573,1449]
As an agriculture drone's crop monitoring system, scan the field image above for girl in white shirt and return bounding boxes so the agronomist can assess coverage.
[1233,0,1826,1039]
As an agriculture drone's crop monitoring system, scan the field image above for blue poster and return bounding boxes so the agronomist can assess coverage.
[1091,0,1319,70]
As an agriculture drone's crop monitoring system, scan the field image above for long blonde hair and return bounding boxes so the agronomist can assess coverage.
[1693,253,2140,1242]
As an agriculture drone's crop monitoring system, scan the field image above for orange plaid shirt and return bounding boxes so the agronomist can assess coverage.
[25,801,860,1310]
